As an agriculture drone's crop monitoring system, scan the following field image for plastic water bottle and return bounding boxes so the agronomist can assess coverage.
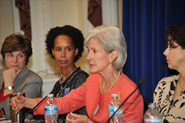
[45,94,58,123]
[108,94,123,123]
[144,103,162,123]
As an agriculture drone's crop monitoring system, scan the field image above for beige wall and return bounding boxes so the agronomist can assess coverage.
[0,0,14,67]
[118,0,122,30]
[49,0,87,73]
[0,0,14,43]
[50,0,84,30]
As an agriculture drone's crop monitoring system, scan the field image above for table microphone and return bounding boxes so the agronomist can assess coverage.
[20,82,61,123]
[106,78,145,123]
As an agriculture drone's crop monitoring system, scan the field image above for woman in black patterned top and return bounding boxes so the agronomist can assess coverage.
[45,25,88,123]
[153,24,185,123]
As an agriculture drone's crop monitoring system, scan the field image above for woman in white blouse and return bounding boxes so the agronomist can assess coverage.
[153,24,185,123]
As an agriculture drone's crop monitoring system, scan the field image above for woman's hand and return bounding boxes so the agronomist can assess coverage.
[3,69,22,86]
[10,92,26,114]
[66,112,94,123]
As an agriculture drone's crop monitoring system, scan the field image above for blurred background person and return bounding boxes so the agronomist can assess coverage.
[45,25,88,123]
[154,24,185,123]
[0,34,43,119]
[10,25,143,123]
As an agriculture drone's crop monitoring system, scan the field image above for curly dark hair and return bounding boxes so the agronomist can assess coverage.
[45,25,84,62]
[1,33,32,65]
[165,24,185,49]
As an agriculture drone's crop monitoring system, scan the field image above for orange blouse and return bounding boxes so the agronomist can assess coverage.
[34,73,143,123]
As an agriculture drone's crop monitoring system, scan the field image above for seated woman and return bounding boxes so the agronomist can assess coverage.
[10,25,144,123]
[0,34,43,119]
[153,24,185,123]
[45,25,88,122]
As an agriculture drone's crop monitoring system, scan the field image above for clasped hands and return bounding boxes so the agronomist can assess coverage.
[10,92,25,113]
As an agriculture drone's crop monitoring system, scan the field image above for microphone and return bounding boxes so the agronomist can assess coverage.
[106,78,145,123]
[20,82,61,123]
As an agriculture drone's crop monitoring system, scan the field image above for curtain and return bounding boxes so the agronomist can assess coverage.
[88,0,102,27]
[122,0,185,102]
[15,0,31,40]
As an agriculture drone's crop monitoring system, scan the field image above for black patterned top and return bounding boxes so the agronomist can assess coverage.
[153,74,185,123]
[52,67,89,123]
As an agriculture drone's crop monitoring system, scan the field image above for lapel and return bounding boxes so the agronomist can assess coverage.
[14,66,29,87]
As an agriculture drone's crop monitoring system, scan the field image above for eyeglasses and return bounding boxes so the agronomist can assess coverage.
[5,53,26,60]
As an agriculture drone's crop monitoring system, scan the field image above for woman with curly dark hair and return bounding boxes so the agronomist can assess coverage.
[45,25,88,123]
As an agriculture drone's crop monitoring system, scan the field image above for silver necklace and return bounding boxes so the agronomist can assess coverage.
[61,68,81,89]
[57,68,81,97]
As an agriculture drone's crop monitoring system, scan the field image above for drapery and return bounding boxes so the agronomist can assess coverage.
[15,0,31,40]
[88,0,102,27]
[122,0,185,102]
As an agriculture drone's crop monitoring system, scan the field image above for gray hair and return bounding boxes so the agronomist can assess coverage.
[85,25,127,70]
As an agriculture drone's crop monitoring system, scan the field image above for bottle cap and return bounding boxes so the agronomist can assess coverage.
[112,94,118,98]
[48,94,54,98]
[148,103,156,110]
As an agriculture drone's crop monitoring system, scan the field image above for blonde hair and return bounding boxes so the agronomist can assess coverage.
[85,25,127,70]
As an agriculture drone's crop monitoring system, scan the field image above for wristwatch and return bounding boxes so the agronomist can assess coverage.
[4,86,14,90]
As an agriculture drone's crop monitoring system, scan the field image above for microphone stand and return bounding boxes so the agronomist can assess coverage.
[20,85,60,123]
[20,96,48,123]
[106,78,145,123]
